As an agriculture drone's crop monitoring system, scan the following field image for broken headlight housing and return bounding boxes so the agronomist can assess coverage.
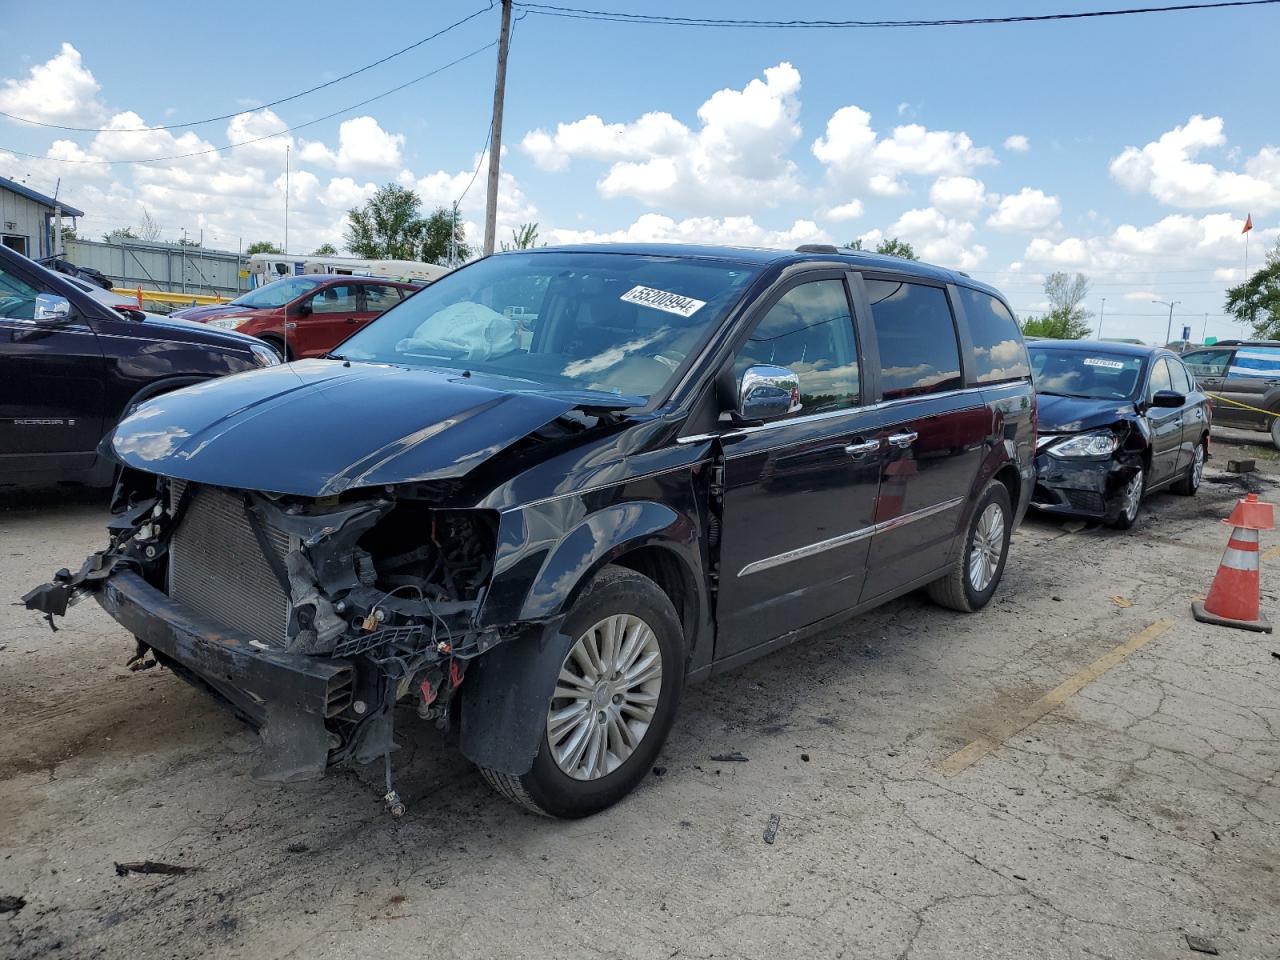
[1048,431,1119,458]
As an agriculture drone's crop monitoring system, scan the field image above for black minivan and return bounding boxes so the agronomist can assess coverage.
[27,244,1036,818]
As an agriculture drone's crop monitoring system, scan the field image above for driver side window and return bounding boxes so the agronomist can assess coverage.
[1147,358,1172,400]
[0,262,40,320]
[732,278,860,416]
[308,284,358,314]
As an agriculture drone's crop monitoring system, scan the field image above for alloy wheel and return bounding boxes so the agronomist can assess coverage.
[546,614,663,781]
[1122,469,1144,523]
[968,502,1006,592]
[1191,444,1205,488]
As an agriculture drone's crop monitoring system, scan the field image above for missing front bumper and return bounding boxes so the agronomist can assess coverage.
[98,571,355,782]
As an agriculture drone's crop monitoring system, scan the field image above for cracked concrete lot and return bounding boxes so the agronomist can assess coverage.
[2,459,1278,960]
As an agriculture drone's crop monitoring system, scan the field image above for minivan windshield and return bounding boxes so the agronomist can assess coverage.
[1029,346,1145,401]
[230,275,325,308]
[336,252,760,403]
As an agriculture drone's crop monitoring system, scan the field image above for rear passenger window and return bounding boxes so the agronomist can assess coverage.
[733,279,859,414]
[954,287,1031,384]
[1228,346,1280,380]
[865,279,962,401]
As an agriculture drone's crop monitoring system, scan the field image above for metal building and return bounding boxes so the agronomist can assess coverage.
[0,176,83,259]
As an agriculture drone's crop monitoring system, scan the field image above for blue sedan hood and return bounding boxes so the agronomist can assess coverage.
[111,359,577,496]
[1037,393,1137,433]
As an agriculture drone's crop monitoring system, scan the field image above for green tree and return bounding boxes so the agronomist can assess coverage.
[103,226,138,242]
[59,225,77,245]
[312,242,338,256]
[1020,271,1094,339]
[344,183,426,260]
[844,236,918,260]
[1225,240,1280,339]
[420,206,472,264]
[245,240,282,255]
[501,222,540,251]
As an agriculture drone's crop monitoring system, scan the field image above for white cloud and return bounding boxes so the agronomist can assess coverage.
[0,43,105,125]
[1023,212,1279,275]
[929,176,986,218]
[1003,135,1030,152]
[521,63,803,212]
[1122,290,1162,301]
[1109,115,1280,212]
[812,105,996,196]
[886,207,987,270]
[545,213,829,249]
[299,116,405,172]
[824,199,864,221]
[986,187,1062,232]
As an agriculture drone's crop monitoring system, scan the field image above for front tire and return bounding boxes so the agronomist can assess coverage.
[1110,466,1145,530]
[927,480,1012,613]
[1270,417,1280,450]
[479,565,685,818]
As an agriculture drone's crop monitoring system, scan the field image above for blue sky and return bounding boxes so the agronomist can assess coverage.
[2,0,1277,342]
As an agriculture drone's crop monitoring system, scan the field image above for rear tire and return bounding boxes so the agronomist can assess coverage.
[927,480,1012,613]
[479,565,685,818]
[1172,439,1205,496]
[1270,417,1280,450]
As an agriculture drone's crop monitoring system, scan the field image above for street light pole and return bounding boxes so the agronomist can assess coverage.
[1152,299,1181,347]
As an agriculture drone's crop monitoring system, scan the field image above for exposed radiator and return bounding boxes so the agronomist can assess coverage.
[167,482,293,649]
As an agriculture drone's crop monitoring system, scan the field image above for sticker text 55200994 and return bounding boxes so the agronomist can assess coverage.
[620,285,707,318]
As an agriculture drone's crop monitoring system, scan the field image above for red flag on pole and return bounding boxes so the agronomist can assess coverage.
[1243,213,1253,233]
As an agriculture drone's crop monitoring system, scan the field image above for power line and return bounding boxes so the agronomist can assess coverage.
[0,42,496,166]
[0,4,495,133]
[511,0,1280,28]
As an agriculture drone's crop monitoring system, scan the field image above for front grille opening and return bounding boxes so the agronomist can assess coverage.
[358,503,497,602]
[167,484,292,649]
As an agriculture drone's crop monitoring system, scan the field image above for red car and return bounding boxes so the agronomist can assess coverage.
[171,275,420,359]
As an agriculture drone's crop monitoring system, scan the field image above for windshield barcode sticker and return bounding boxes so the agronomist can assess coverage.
[620,285,706,317]
[1083,358,1125,369]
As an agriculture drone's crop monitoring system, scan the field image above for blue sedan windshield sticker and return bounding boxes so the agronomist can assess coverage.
[620,285,707,318]
[1082,357,1125,369]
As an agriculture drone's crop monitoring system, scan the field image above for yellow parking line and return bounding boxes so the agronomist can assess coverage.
[939,619,1176,776]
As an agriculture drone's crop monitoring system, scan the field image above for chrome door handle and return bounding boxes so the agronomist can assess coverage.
[887,431,918,449]
[845,439,880,457]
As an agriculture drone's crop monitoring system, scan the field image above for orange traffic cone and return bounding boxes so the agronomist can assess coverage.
[1192,493,1275,633]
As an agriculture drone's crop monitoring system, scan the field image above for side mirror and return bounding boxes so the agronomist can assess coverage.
[1151,389,1185,408]
[737,364,802,423]
[295,300,312,316]
[33,292,72,323]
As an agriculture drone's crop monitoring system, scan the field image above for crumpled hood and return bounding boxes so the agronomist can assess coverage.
[1037,393,1137,434]
[111,359,576,496]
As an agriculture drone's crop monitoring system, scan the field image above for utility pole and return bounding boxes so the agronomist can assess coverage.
[1097,297,1106,339]
[483,0,513,257]
[1152,299,1181,347]
[284,144,291,259]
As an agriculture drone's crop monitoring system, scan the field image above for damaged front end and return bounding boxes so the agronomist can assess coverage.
[1031,423,1145,520]
[24,471,507,796]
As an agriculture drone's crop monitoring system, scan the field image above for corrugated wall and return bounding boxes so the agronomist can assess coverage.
[64,238,245,298]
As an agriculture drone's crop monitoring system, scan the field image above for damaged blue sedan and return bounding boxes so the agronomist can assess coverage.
[1029,340,1210,529]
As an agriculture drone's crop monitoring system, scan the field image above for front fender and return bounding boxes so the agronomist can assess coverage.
[518,500,699,622]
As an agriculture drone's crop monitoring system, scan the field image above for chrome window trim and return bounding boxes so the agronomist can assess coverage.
[737,495,965,578]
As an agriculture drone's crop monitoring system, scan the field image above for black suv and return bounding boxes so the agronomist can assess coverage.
[27,244,1035,817]
[0,243,279,486]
